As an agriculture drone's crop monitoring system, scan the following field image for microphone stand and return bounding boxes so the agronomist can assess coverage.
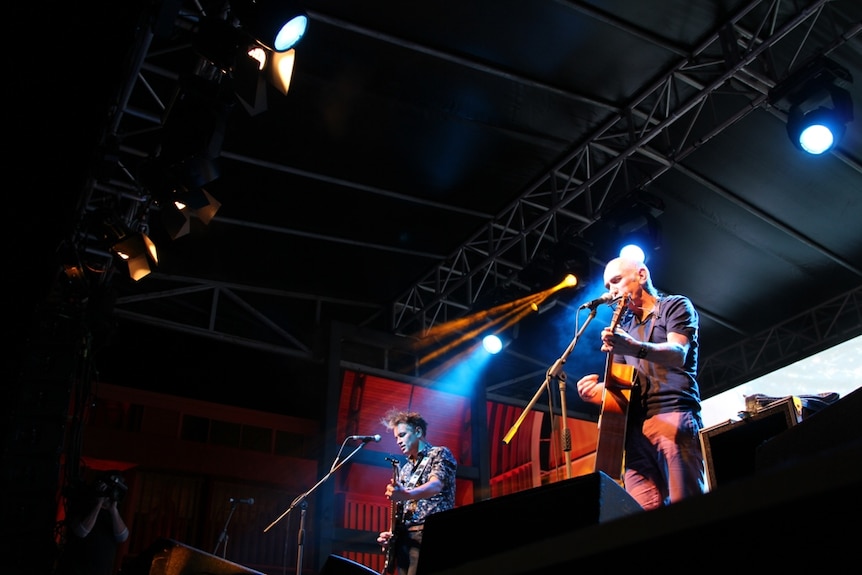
[502,306,600,479]
[214,499,239,557]
[264,440,370,575]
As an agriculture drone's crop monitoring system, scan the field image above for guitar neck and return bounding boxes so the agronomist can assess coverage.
[389,500,399,531]
[382,461,401,574]
[595,297,632,483]
[603,348,616,385]
[387,460,401,531]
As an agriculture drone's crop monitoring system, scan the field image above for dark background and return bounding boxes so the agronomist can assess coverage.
[9,0,862,422]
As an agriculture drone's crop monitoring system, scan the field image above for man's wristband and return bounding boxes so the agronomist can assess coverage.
[636,343,649,359]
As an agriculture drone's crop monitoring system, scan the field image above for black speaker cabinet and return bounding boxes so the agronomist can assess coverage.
[124,539,266,575]
[700,397,798,490]
[319,554,379,575]
[756,386,862,472]
[416,471,641,575]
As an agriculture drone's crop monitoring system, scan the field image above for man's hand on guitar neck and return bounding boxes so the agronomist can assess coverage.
[600,325,638,355]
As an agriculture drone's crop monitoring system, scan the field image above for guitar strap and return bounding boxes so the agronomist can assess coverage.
[398,450,433,526]
[404,450,432,489]
[633,297,660,394]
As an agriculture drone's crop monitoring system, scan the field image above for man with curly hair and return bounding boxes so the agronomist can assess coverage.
[376,409,457,575]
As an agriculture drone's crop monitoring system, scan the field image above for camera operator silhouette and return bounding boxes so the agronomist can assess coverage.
[54,470,130,575]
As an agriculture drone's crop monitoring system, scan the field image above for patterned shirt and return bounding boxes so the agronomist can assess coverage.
[397,444,457,528]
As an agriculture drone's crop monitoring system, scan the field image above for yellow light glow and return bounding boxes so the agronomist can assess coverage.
[144,233,158,265]
[247,47,267,70]
[271,49,296,95]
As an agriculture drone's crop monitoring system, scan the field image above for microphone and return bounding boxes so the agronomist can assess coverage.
[578,293,618,310]
[348,434,382,443]
[229,497,254,505]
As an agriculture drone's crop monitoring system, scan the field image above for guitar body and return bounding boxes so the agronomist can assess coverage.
[382,458,402,574]
[594,299,636,485]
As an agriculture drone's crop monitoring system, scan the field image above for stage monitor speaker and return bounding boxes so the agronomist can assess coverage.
[699,397,798,491]
[416,471,641,575]
[756,386,862,472]
[123,538,266,575]
[319,554,379,575]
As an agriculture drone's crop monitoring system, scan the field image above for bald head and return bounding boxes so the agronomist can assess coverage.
[604,256,656,296]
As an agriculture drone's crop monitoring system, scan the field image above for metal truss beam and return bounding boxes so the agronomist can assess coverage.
[110,273,381,360]
[390,0,855,335]
[699,284,862,397]
[112,279,862,404]
[72,1,861,401]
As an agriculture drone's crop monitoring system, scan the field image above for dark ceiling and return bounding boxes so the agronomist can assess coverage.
[13,1,862,422]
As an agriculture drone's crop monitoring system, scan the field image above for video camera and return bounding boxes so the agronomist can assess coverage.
[93,472,128,503]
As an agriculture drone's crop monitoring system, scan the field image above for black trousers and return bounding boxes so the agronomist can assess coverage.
[394,527,423,575]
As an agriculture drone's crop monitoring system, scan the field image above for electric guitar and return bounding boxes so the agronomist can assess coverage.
[594,296,636,485]
[382,457,402,574]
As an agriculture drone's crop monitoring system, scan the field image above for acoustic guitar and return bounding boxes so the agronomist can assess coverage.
[593,296,635,485]
[382,457,402,574]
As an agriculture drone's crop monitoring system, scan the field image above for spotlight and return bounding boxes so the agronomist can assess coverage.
[593,193,663,262]
[175,188,222,225]
[786,87,853,154]
[162,202,191,240]
[140,154,222,240]
[270,13,307,52]
[232,39,296,107]
[770,57,854,156]
[558,274,577,289]
[160,188,221,240]
[187,16,272,115]
[619,244,646,263]
[234,46,269,114]
[616,218,661,261]
[234,2,308,52]
[482,334,503,354]
[530,300,558,315]
[111,232,159,281]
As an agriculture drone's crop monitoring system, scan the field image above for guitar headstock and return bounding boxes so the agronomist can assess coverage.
[608,295,629,331]
[385,456,400,470]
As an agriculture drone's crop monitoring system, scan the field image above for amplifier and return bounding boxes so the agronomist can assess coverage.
[123,539,266,575]
[700,396,798,491]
